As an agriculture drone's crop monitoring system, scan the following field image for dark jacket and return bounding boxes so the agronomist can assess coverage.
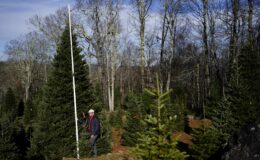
[86,116,100,136]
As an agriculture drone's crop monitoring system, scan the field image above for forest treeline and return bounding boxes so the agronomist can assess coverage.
[0,0,259,159]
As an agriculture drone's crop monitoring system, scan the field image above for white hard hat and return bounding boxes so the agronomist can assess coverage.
[88,109,95,113]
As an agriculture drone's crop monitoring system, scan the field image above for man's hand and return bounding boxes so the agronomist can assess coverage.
[91,135,94,138]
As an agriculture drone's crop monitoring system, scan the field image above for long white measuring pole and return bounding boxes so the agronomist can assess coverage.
[68,4,80,160]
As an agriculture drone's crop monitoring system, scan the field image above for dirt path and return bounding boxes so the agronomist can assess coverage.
[111,128,129,154]
[63,153,131,160]
[64,128,131,160]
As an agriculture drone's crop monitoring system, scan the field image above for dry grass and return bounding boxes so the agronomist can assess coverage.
[188,117,211,128]
[173,131,193,145]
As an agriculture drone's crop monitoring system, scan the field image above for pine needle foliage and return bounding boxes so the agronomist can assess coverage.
[132,74,188,160]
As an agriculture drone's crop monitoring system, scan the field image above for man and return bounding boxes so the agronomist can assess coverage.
[82,109,100,157]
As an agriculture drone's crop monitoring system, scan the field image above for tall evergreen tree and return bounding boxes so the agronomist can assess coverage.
[28,24,96,159]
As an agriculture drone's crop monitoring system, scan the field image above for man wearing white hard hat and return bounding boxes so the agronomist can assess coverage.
[82,109,100,157]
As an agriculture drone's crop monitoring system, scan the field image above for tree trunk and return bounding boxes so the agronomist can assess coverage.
[105,0,119,112]
[110,24,118,112]
[140,17,145,91]
[166,70,171,92]
[159,2,168,92]
[196,63,200,108]
[203,0,210,98]
[44,63,48,83]
[165,0,179,92]
[120,69,124,105]
[248,0,253,45]
[25,66,32,101]
[147,48,152,86]
[139,0,147,91]
[229,0,240,84]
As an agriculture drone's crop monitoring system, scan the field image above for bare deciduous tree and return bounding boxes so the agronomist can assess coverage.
[29,7,68,45]
[5,32,49,101]
[132,0,152,90]
[247,0,253,45]
[105,0,121,112]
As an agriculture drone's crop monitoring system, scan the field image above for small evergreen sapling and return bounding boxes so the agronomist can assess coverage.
[132,75,188,160]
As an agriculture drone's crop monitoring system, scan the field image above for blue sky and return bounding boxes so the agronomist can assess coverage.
[0,0,74,61]
[0,0,162,61]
